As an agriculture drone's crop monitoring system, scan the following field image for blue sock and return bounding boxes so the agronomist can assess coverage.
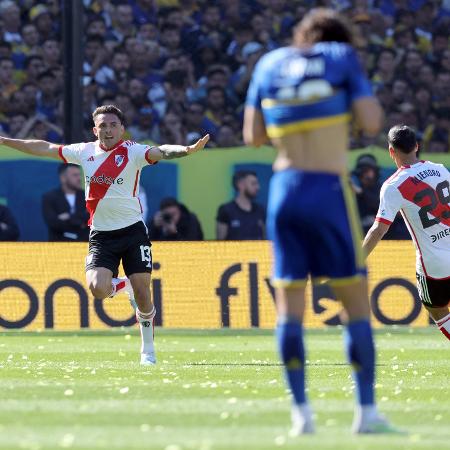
[344,319,375,405]
[276,318,306,405]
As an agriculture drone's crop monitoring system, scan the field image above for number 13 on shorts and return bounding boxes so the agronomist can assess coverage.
[140,245,152,268]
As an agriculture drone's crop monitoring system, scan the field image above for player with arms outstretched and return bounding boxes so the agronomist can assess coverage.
[363,125,450,340]
[243,8,396,435]
[0,105,209,365]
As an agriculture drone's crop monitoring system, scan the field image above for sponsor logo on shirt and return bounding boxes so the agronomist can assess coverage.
[85,174,124,185]
[431,227,450,243]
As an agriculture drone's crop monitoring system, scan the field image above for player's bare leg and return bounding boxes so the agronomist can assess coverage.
[86,268,136,305]
[426,305,450,341]
[129,272,156,365]
[275,285,315,435]
[86,267,114,299]
[333,278,399,434]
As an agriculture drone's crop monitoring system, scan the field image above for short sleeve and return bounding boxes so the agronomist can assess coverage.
[245,60,264,111]
[216,204,229,224]
[376,183,403,225]
[130,143,159,169]
[59,143,85,165]
[345,47,373,103]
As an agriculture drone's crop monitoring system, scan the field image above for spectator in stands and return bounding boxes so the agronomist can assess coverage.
[0,203,19,241]
[23,55,45,84]
[216,170,265,240]
[159,110,186,145]
[29,4,56,41]
[0,0,448,154]
[128,103,159,143]
[36,70,60,123]
[351,154,383,234]
[0,57,16,110]
[41,38,61,69]
[148,197,203,241]
[0,1,21,44]
[42,163,89,242]
[204,86,230,138]
[423,107,450,152]
[371,47,397,87]
[215,125,241,148]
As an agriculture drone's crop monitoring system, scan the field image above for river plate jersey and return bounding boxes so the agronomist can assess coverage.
[59,140,158,231]
[245,42,373,137]
[376,161,450,279]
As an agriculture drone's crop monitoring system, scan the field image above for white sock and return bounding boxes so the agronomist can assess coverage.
[435,312,450,341]
[292,403,313,421]
[136,306,156,354]
[355,404,378,423]
[109,277,132,298]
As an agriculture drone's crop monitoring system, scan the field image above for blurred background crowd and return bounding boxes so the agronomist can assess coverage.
[0,0,449,151]
[0,0,450,241]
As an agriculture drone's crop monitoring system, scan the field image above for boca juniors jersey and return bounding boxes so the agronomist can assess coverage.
[59,140,158,231]
[245,42,373,138]
[376,160,450,279]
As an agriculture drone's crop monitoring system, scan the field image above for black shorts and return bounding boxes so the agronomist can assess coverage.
[416,273,450,308]
[86,221,152,277]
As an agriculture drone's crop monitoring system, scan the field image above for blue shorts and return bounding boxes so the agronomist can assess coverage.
[267,169,366,287]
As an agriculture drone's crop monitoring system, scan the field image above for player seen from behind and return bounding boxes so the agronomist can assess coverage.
[363,125,450,341]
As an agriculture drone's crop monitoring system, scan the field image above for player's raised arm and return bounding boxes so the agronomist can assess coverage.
[0,136,61,160]
[146,134,210,161]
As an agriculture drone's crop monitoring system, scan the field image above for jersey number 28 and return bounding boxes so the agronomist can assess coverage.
[414,180,450,229]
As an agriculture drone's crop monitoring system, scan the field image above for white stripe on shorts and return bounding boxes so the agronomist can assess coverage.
[417,274,431,305]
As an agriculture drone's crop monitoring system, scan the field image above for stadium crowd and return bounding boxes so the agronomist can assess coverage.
[0,0,449,151]
[0,0,450,241]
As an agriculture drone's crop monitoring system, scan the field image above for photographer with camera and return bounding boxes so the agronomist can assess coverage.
[351,154,383,234]
[148,197,203,241]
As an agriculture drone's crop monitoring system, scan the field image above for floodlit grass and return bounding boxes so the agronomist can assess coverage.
[0,328,448,450]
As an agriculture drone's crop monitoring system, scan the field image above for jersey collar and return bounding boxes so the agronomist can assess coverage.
[400,160,425,169]
[98,139,124,152]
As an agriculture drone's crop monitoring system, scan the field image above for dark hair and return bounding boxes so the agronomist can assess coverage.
[24,54,43,69]
[388,125,417,154]
[294,8,355,46]
[232,170,257,190]
[37,69,55,81]
[159,197,179,210]
[92,104,125,124]
[86,34,104,45]
[58,163,79,175]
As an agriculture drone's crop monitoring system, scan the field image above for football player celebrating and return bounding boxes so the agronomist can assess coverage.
[0,105,209,365]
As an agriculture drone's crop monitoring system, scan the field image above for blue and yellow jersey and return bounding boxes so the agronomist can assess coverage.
[246,42,373,138]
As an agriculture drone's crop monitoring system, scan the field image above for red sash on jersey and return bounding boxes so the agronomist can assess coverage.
[86,145,129,226]
[398,177,450,227]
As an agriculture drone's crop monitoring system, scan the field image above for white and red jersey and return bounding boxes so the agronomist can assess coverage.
[376,160,450,279]
[59,139,158,231]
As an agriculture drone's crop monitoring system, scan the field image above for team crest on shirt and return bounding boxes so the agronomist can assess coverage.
[115,155,125,167]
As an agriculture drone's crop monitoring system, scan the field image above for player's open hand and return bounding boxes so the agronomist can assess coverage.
[186,134,210,155]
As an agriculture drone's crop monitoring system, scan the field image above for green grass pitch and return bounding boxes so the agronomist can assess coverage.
[0,328,448,450]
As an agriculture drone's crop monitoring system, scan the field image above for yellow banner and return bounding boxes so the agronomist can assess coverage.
[0,241,430,330]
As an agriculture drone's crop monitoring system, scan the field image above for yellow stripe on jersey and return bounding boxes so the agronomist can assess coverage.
[340,176,365,270]
[262,95,336,108]
[266,113,350,138]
